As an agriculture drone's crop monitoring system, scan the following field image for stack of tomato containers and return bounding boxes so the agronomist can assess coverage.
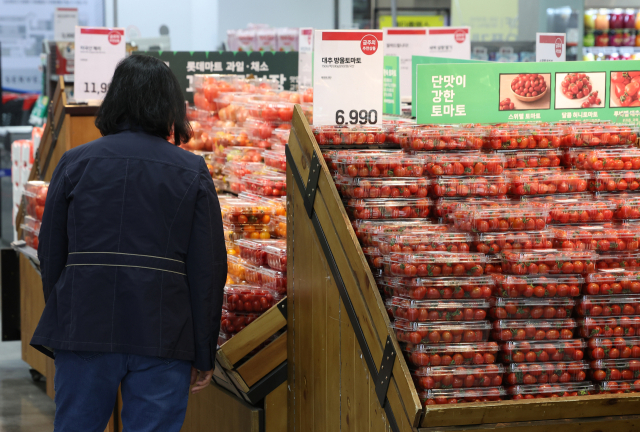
[559,123,640,394]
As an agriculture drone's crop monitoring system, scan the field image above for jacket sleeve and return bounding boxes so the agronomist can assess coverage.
[186,158,228,371]
[37,153,69,302]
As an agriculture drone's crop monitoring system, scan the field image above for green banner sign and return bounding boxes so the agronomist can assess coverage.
[136,51,299,103]
[384,56,400,115]
[416,60,640,125]
[411,55,484,117]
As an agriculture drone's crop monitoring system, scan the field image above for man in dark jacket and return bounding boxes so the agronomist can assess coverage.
[30,55,227,432]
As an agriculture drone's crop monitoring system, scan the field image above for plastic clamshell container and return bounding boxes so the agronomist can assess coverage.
[262,150,286,173]
[382,276,495,300]
[434,197,514,219]
[257,266,287,295]
[493,274,584,298]
[597,252,640,270]
[312,125,394,146]
[387,297,490,322]
[419,387,506,405]
[20,220,40,249]
[507,382,595,399]
[242,173,286,197]
[222,160,265,178]
[220,146,264,162]
[499,339,586,363]
[220,198,275,225]
[575,295,640,317]
[486,255,505,275]
[577,316,640,338]
[374,231,473,256]
[587,336,640,360]
[220,310,263,335]
[335,176,431,199]
[485,125,563,151]
[452,207,550,232]
[235,239,284,267]
[227,254,252,284]
[563,147,640,171]
[382,252,487,277]
[597,380,640,394]
[583,270,640,296]
[244,118,291,140]
[343,198,432,220]
[23,181,48,221]
[223,223,274,242]
[596,192,640,220]
[423,152,505,177]
[551,224,640,252]
[474,230,554,255]
[489,297,575,319]
[334,152,426,178]
[412,364,504,389]
[222,284,279,313]
[209,127,263,149]
[589,170,640,193]
[269,215,287,239]
[497,149,563,169]
[490,318,577,341]
[500,249,597,275]
[246,94,312,123]
[432,175,509,198]
[508,169,591,196]
[505,361,588,384]
[546,200,616,225]
[559,123,638,148]
[590,359,640,381]
[263,241,287,271]
[404,342,500,367]
[363,247,383,269]
[394,126,486,151]
[393,319,492,344]
[353,219,448,247]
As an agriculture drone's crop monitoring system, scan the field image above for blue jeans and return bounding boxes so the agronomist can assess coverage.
[53,350,192,432]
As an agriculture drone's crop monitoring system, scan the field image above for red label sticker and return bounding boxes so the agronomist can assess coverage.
[108,31,122,45]
[455,29,467,44]
[361,34,378,55]
[555,38,563,58]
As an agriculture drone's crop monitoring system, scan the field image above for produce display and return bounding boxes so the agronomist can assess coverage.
[500,249,597,275]
[489,297,575,319]
[499,340,586,363]
[387,298,489,322]
[404,342,500,367]
[507,382,594,399]
[490,318,577,341]
[420,387,506,404]
[551,225,640,252]
[493,275,584,298]
[505,361,588,384]
[587,336,640,359]
[412,363,504,389]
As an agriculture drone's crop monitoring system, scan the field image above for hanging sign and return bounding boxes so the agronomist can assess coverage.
[74,27,126,102]
[54,8,78,41]
[537,33,566,62]
[384,28,429,102]
[383,56,400,115]
[313,30,384,126]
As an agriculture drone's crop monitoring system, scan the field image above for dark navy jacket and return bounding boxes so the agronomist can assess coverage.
[30,128,227,371]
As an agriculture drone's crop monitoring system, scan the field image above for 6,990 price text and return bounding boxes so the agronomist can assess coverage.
[335,109,378,125]
[83,82,109,95]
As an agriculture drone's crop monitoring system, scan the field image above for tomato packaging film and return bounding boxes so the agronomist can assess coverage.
[220,198,275,225]
[563,147,640,171]
[589,170,640,193]
[485,125,564,151]
[577,316,640,338]
[590,359,640,381]
[257,266,287,295]
[597,251,640,270]
[221,309,263,336]
[597,192,640,220]
[584,270,640,295]
[246,94,313,123]
[23,181,48,221]
[490,318,578,342]
[392,319,492,345]
[423,152,505,177]
[382,275,495,300]
[363,247,383,269]
[551,224,640,252]
[559,124,638,148]
[352,219,447,247]
[222,284,281,313]
[499,339,586,363]
[343,198,432,220]
[263,150,287,173]
[386,297,490,322]
[486,255,505,274]
[335,176,431,199]
[474,230,554,255]
[492,273,584,299]
[452,207,550,232]
[374,231,473,256]
[504,361,588,385]
[497,149,563,169]
[394,126,486,152]
[419,387,506,405]
[312,125,394,147]
[489,297,576,320]
[262,241,287,271]
[242,173,286,197]
[507,169,591,196]
[235,239,285,267]
[222,146,264,163]
[382,252,487,278]
[411,363,505,390]
[587,336,640,360]
[335,153,425,178]
[434,197,513,220]
[597,380,640,394]
[507,382,595,399]
[222,160,265,178]
[500,249,597,275]
[404,342,500,368]
[432,175,509,198]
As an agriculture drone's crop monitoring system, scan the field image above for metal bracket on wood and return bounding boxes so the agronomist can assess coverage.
[285,143,321,219]
[277,299,287,319]
[375,336,397,408]
[288,151,400,432]
[40,108,66,180]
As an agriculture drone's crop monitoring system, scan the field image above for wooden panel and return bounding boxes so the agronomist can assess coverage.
[19,255,47,376]
[340,299,356,432]
[419,415,640,432]
[421,393,640,428]
[45,357,55,399]
[236,331,287,387]
[286,168,296,432]
[68,115,101,149]
[181,382,261,432]
[264,381,287,432]
[217,298,287,368]
[326,249,342,432]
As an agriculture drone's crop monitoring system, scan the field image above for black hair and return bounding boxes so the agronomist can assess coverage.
[95,54,192,145]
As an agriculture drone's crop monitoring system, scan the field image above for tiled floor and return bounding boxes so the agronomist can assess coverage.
[0,340,55,431]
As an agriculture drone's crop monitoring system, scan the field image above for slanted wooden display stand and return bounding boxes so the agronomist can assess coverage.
[286,105,640,432]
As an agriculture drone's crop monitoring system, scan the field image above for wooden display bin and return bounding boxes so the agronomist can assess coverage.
[285,106,640,432]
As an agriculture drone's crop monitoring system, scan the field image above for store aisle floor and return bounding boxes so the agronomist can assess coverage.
[0,340,55,432]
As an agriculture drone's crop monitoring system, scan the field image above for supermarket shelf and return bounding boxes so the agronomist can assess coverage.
[50,74,74,83]
[11,241,40,274]
[583,46,640,55]
[317,143,402,150]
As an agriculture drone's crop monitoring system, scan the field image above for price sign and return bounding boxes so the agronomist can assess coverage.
[298,28,314,88]
[54,8,78,41]
[313,30,383,126]
[383,56,400,115]
[74,27,126,102]
[537,33,566,62]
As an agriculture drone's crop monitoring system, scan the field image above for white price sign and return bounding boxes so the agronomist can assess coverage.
[313,30,383,126]
[537,33,566,62]
[384,28,429,102]
[54,8,78,41]
[426,27,471,59]
[74,27,126,102]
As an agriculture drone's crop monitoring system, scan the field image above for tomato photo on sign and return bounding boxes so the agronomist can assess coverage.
[610,71,640,107]
[555,72,605,109]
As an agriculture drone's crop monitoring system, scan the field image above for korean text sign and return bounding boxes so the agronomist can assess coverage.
[415,60,640,125]
[313,30,384,126]
[383,56,400,115]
